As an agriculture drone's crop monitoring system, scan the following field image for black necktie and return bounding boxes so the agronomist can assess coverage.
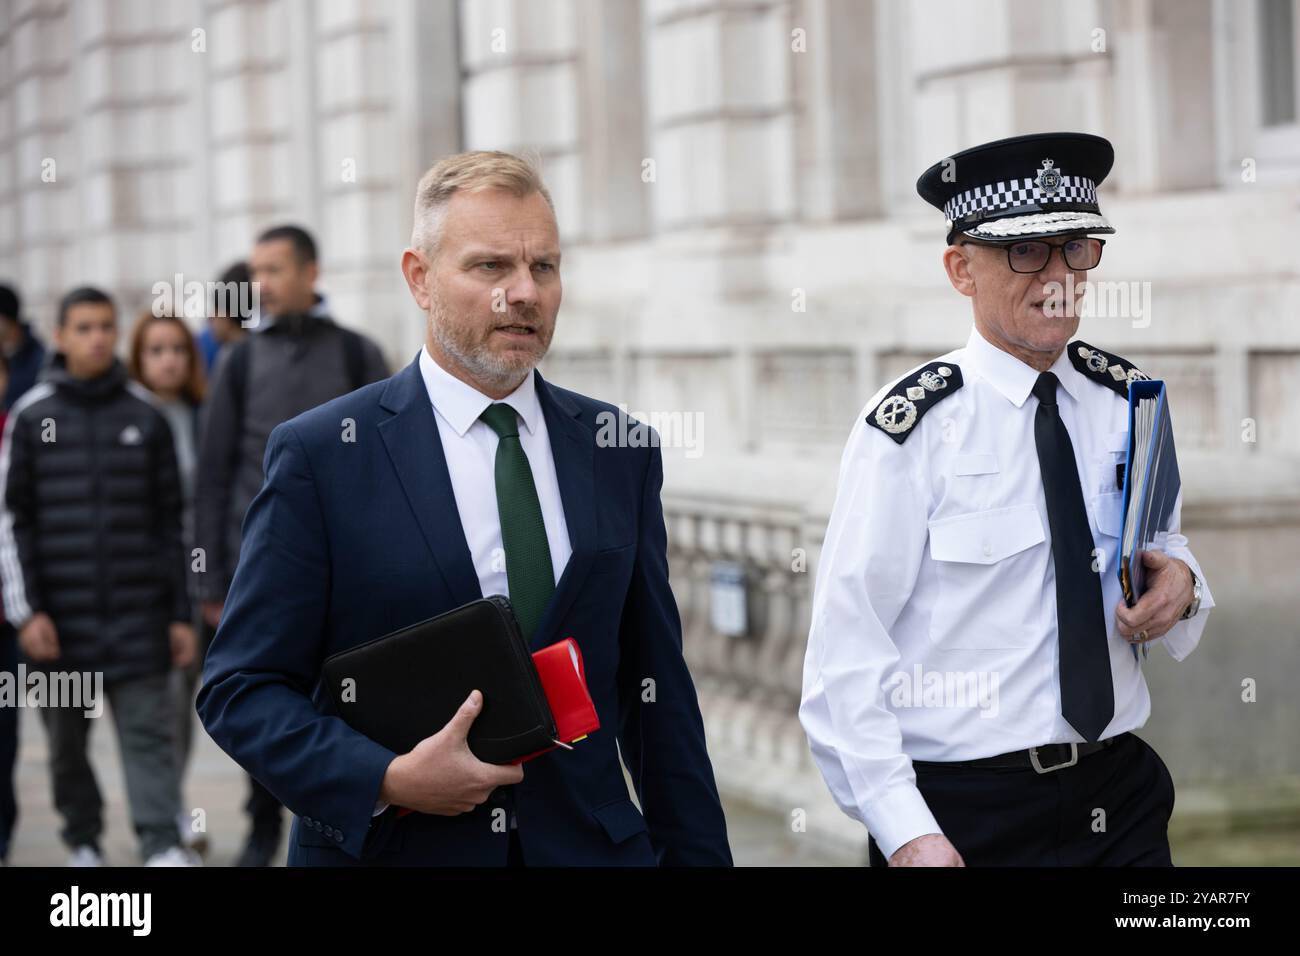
[1032,371,1114,742]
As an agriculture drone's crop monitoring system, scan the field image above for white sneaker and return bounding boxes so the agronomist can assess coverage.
[177,811,209,857]
[144,845,202,867]
[68,845,104,867]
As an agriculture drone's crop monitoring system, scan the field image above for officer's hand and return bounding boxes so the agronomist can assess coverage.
[1115,552,1193,643]
[18,612,60,662]
[889,833,965,866]
[378,690,524,815]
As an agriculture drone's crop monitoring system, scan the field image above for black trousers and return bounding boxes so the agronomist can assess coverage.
[507,825,524,867]
[39,671,182,859]
[186,617,282,834]
[245,775,283,832]
[868,732,1175,867]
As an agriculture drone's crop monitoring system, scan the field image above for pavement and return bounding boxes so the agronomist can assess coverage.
[6,695,1293,867]
[3,693,842,867]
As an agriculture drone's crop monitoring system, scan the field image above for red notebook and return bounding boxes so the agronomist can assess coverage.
[395,637,599,817]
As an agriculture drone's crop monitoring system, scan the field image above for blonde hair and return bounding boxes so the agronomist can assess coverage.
[410,150,554,256]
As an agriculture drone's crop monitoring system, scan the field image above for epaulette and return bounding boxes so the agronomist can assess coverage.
[1068,340,1151,398]
[865,361,963,444]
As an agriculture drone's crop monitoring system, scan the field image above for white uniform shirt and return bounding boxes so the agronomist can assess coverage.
[799,325,1214,859]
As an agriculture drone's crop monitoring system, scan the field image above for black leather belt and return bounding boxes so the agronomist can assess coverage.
[912,734,1125,774]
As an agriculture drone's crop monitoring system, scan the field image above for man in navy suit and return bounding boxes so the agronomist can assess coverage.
[196,150,733,866]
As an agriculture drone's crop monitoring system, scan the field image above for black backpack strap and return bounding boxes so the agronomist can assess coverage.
[224,338,252,424]
[340,327,366,392]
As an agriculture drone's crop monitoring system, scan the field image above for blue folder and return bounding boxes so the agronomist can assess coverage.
[1116,379,1181,660]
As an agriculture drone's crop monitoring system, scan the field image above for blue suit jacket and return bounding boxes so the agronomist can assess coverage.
[196,353,732,866]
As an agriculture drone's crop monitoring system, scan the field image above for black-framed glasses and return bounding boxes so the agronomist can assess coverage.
[960,236,1105,273]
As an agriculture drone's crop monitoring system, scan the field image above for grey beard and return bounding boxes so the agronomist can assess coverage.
[428,298,535,393]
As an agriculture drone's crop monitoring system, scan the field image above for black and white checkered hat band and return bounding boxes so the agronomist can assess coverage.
[943,176,1098,221]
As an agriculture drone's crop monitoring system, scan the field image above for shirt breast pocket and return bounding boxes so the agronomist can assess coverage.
[926,502,1047,650]
[1095,428,1129,494]
[1091,491,1124,574]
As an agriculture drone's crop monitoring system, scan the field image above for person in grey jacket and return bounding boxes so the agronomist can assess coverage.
[193,224,389,866]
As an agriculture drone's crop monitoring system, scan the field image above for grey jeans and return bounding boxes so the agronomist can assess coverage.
[39,670,181,860]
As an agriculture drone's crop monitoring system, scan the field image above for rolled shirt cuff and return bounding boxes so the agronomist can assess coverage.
[1158,546,1215,662]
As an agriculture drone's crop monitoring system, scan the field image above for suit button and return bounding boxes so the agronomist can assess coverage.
[303,816,314,826]
[314,821,323,831]
[324,826,333,837]
[334,831,344,843]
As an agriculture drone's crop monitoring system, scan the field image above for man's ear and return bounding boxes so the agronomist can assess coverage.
[942,243,977,298]
[400,248,431,312]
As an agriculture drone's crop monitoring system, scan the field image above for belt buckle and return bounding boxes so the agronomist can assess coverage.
[1029,743,1078,774]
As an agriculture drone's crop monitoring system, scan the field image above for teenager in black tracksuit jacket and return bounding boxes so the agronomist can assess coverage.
[0,293,194,864]
[1,355,190,676]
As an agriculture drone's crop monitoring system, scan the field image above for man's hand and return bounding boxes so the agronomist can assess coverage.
[889,833,965,866]
[170,622,199,669]
[378,690,525,815]
[1115,551,1193,644]
[18,612,60,662]
[200,600,224,629]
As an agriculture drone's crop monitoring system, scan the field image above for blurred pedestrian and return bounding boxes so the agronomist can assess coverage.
[0,287,199,867]
[129,310,208,857]
[194,261,251,375]
[194,226,388,865]
[0,284,48,411]
[0,351,16,866]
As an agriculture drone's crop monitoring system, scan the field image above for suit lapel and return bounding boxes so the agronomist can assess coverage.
[530,369,596,649]
[375,357,597,645]
[376,355,482,609]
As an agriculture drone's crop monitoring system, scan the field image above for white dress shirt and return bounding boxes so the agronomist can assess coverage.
[373,347,573,817]
[799,325,1214,859]
[417,345,572,596]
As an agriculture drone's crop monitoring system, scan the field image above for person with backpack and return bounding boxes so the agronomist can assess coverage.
[194,225,389,866]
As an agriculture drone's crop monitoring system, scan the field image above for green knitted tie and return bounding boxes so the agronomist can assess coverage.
[479,402,555,639]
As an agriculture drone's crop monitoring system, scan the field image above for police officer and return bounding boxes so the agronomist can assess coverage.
[799,132,1213,867]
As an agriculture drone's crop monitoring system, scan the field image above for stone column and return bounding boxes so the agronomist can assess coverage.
[1112,0,1218,192]
[206,0,301,270]
[791,0,883,222]
[0,0,78,327]
[458,0,583,237]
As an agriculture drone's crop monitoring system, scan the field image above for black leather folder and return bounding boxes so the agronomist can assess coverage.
[321,595,557,763]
